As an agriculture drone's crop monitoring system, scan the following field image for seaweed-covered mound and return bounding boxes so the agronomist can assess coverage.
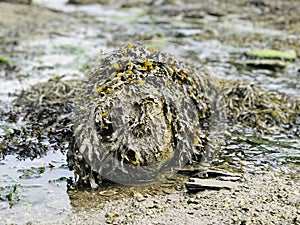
[68,43,221,186]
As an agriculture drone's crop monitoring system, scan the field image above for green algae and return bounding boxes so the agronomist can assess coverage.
[247,49,296,61]
[0,184,20,208]
[18,166,46,179]
[0,55,10,65]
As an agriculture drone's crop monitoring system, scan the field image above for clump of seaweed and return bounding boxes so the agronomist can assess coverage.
[0,79,79,159]
[220,80,300,136]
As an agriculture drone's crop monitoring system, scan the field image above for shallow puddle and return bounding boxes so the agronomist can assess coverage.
[0,151,72,224]
[214,132,300,175]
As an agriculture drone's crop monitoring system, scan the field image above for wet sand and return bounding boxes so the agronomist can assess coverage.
[29,171,299,225]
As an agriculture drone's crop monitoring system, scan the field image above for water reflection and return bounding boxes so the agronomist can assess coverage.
[214,131,300,175]
[0,151,72,224]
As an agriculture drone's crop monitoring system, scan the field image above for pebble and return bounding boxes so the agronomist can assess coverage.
[186,198,199,204]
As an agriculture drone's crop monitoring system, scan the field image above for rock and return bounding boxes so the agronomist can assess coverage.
[69,43,217,187]
[178,168,243,181]
[133,192,146,202]
[67,0,110,4]
[0,0,31,4]
[245,49,297,69]
[193,169,243,179]
[185,178,240,192]
[293,216,300,225]
[246,59,288,69]
[98,190,118,197]
[217,176,242,182]
[187,198,199,204]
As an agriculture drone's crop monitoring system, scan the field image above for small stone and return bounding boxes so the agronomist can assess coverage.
[288,196,300,207]
[185,178,240,192]
[150,199,156,204]
[154,204,164,209]
[99,190,118,197]
[246,59,287,69]
[1,0,32,4]
[67,0,109,4]
[293,216,300,225]
[137,197,146,202]
[193,204,202,210]
[187,198,199,204]
[217,176,243,182]
[134,192,146,202]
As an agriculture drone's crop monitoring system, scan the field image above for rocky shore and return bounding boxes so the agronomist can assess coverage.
[0,1,299,224]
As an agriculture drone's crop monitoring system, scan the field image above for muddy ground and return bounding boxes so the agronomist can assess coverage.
[0,0,299,224]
